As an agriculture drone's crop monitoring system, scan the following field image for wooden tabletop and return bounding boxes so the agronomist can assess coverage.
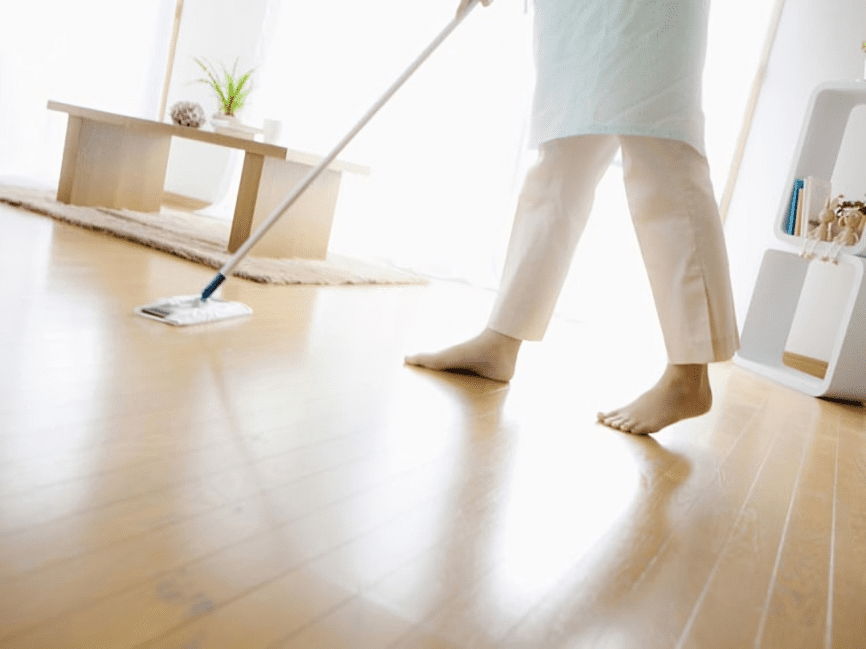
[48,100,368,175]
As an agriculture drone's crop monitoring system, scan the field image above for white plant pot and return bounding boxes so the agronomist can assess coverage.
[211,114,262,141]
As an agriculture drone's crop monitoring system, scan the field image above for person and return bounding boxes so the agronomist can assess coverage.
[406,0,740,435]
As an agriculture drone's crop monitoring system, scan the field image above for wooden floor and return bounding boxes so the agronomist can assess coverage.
[1,200,865,649]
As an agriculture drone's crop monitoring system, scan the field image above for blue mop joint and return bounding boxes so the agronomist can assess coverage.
[202,273,227,300]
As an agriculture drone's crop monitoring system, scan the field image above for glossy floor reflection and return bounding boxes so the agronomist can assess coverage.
[1,201,865,649]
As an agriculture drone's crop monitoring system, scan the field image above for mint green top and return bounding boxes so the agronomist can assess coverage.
[531,0,710,156]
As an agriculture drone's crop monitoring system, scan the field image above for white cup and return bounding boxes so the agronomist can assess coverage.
[263,119,282,144]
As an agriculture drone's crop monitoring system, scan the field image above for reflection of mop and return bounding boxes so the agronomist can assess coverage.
[137,0,481,326]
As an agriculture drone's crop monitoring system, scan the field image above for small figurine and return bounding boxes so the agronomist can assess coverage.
[801,195,842,258]
[823,207,865,263]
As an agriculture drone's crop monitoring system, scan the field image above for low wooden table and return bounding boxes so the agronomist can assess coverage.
[48,101,368,259]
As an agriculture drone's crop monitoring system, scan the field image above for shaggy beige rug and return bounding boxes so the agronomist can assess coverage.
[0,184,425,285]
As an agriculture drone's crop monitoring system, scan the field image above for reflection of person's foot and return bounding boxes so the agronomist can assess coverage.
[597,363,713,435]
[404,328,522,382]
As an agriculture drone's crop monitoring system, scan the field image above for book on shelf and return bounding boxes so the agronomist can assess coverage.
[794,184,805,236]
[786,178,804,235]
[786,177,832,237]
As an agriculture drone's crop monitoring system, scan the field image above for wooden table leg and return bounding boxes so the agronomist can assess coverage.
[228,152,265,253]
[56,118,171,212]
[56,115,83,204]
[228,155,342,260]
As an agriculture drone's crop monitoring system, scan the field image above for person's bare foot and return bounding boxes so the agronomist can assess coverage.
[404,328,522,382]
[597,363,713,435]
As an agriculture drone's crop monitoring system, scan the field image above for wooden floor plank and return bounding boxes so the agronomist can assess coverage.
[754,409,838,648]
[675,396,822,648]
[0,368,501,578]
[138,568,352,649]
[488,380,770,648]
[828,408,866,649]
[0,415,379,532]
[274,597,415,649]
[402,387,770,648]
[0,432,484,640]
[0,382,511,642]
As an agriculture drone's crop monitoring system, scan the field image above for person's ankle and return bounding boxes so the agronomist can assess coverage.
[665,363,708,386]
[482,328,522,352]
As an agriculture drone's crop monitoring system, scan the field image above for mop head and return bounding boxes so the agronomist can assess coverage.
[135,295,252,326]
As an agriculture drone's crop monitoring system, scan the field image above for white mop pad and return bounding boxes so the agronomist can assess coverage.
[135,295,252,326]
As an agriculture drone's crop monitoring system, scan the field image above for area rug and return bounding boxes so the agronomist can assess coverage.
[0,184,425,285]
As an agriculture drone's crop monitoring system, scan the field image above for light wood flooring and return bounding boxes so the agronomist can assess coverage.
[1,200,865,648]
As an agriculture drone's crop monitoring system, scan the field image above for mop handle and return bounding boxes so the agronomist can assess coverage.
[202,0,481,300]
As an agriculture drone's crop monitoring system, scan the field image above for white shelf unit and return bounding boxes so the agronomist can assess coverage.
[773,80,866,258]
[735,81,866,401]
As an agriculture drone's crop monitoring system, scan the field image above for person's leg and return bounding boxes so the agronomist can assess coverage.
[405,135,619,381]
[597,136,740,434]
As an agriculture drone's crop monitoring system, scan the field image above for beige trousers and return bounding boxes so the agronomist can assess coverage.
[488,135,740,364]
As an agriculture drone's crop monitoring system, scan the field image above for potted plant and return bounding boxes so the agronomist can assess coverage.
[193,57,254,121]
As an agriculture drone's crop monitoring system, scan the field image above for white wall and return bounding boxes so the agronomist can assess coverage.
[724,0,866,327]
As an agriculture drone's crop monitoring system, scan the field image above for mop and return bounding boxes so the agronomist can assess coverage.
[136,0,481,326]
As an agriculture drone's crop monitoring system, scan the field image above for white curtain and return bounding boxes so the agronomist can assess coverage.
[0,0,175,186]
[253,0,536,290]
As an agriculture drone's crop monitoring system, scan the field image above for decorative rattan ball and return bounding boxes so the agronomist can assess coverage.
[170,101,206,128]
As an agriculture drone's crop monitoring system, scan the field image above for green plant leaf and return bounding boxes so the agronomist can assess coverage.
[236,71,252,94]
[193,56,255,115]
